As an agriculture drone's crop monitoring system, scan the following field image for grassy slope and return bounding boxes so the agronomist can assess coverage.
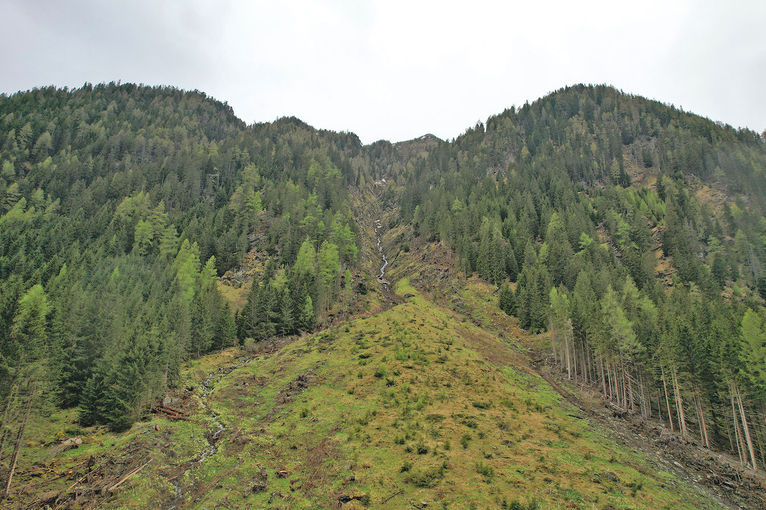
[9,275,723,509]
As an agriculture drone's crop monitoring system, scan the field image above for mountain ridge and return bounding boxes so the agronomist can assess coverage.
[1,82,765,508]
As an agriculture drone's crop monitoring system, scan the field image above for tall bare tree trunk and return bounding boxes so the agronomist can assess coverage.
[657,387,663,422]
[600,358,607,400]
[572,338,578,383]
[609,362,615,403]
[620,360,628,409]
[641,371,653,419]
[725,420,736,462]
[672,369,687,437]
[731,384,745,465]
[662,369,674,432]
[693,393,703,445]
[695,391,709,448]
[551,331,558,366]
[734,383,757,469]
[3,400,30,499]
[615,363,621,406]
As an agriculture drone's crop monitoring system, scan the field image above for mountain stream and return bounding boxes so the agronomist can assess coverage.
[374,218,388,289]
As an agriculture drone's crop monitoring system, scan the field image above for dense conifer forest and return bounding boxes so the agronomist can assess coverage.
[398,86,766,468]
[1,83,765,505]
[0,84,366,433]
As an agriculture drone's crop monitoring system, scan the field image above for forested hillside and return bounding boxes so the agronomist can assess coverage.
[1,83,765,507]
[0,84,367,435]
[393,85,766,468]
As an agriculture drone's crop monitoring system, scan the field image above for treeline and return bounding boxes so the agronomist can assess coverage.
[0,83,363,445]
[397,85,766,467]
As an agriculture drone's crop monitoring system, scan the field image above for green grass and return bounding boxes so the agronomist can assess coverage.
[7,277,722,509]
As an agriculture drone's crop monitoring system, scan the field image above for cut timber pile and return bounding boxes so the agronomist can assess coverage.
[152,405,190,421]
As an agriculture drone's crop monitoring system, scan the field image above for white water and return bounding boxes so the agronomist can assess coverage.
[374,218,388,288]
[195,376,225,463]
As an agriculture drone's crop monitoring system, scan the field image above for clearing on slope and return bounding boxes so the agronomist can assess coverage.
[3,276,723,509]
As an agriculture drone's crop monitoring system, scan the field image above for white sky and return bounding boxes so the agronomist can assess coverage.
[1,0,764,143]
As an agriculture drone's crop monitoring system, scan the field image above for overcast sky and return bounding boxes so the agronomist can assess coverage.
[2,0,764,143]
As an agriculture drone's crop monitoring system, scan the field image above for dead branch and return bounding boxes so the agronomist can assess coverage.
[382,488,403,504]
[107,458,152,492]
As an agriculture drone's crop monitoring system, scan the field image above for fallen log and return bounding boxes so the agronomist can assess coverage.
[107,458,152,492]
[53,458,101,509]
[382,488,403,504]
[159,405,187,416]
[154,405,188,416]
[228,427,242,443]
[153,406,191,420]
